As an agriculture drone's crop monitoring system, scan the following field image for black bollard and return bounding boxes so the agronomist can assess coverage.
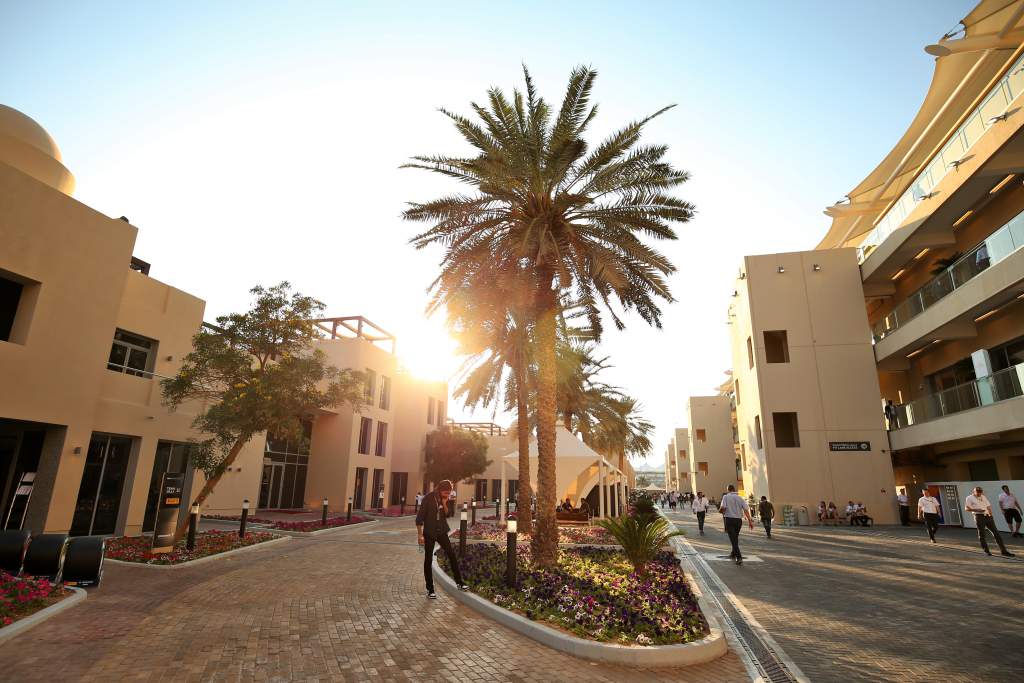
[322,497,329,526]
[239,499,249,538]
[187,504,199,550]
[471,499,476,526]
[459,503,468,558]
[346,496,352,522]
[401,497,405,516]
[505,519,517,586]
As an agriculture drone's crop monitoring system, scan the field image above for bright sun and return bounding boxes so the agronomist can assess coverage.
[395,326,461,383]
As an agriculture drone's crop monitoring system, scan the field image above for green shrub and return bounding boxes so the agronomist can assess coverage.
[595,516,684,575]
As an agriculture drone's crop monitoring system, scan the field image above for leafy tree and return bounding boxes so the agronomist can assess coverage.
[161,283,366,538]
[423,426,492,485]
[405,66,691,565]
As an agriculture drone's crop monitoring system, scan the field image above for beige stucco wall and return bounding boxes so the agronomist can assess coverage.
[687,396,736,498]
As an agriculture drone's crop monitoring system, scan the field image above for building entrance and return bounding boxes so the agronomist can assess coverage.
[70,433,132,536]
[259,462,285,509]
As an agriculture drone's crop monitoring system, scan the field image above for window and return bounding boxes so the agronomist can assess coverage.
[747,336,754,368]
[695,429,706,442]
[364,369,377,401]
[678,449,686,462]
[734,380,740,405]
[427,397,435,425]
[967,458,999,481]
[358,417,372,454]
[764,330,790,363]
[375,422,388,456]
[107,329,157,377]
[740,443,747,471]
[437,400,445,425]
[379,376,391,410]
[698,462,709,476]
[754,415,763,449]
[0,275,23,342]
[773,412,800,448]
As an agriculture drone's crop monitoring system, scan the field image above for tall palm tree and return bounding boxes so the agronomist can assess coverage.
[405,66,692,566]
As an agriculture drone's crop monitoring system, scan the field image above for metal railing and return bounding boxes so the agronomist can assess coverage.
[857,51,1024,264]
[892,361,1024,429]
[872,211,1024,342]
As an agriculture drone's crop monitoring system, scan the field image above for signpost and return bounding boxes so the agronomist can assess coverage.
[151,473,185,553]
[828,441,870,452]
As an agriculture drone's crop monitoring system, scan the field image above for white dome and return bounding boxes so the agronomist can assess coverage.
[0,104,75,195]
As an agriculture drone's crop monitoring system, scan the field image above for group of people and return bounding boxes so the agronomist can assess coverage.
[815,500,873,526]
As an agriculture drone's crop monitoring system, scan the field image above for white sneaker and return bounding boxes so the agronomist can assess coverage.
[427,591,437,599]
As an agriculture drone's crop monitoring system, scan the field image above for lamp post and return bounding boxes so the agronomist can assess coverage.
[459,503,468,558]
[505,519,517,587]
[322,497,329,526]
[239,499,249,538]
[186,503,199,550]
[471,499,476,526]
[494,497,500,520]
[400,496,406,516]
[346,496,353,522]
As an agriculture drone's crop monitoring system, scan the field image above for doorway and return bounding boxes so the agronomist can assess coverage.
[353,467,367,509]
[371,468,384,510]
[70,434,133,536]
[259,462,285,509]
[143,442,191,532]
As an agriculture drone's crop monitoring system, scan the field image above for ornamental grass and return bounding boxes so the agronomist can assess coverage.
[0,572,62,627]
[104,529,277,565]
[438,544,708,646]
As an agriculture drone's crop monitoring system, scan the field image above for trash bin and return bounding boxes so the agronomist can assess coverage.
[797,506,810,526]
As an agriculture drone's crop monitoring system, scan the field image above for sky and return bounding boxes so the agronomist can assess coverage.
[1,0,974,466]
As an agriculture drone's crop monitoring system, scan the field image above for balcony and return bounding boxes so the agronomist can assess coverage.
[889,361,1024,450]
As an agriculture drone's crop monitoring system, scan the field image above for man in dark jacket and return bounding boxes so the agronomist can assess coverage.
[416,480,468,598]
[758,496,775,539]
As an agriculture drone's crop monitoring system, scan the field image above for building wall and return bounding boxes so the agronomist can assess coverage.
[391,372,447,504]
[687,396,736,499]
[673,427,688,492]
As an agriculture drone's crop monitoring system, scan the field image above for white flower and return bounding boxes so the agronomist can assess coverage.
[636,633,653,646]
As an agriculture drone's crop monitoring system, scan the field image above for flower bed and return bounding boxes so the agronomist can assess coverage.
[105,530,278,565]
[452,522,617,545]
[202,514,370,532]
[1,572,65,627]
[438,544,707,645]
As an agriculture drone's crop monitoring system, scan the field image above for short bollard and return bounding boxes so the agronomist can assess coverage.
[322,497,329,526]
[400,497,406,516]
[187,503,199,550]
[378,489,384,514]
[471,499,476,526]
[239,499,249,538]
[505,519,517,586]
[459,504,468,558]
[495,497,501,521]
[346,496,352,522]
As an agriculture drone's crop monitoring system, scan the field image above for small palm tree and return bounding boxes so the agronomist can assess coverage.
[596,516,683,575]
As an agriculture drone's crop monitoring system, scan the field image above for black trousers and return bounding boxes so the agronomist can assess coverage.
[762,518,772,537]
[423,533,462,592]
[923,512,939,541]
[974,514,1008,554]
[696,511,706,532]
[724,517,743,559]
[899,505,910,526]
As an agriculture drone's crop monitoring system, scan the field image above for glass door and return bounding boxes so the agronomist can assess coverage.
[143,441,190,532]
[353,467,367,509]
[70,434,133,536]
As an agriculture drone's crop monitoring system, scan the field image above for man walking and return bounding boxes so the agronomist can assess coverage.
[897,489,910,526]
[720,485,754,565]
[918,488,941,543]
[693,491,709,536]
[416,480,469,598]
[965,486,1015,557]
[758,496,775,539]
[998,485,1022,538]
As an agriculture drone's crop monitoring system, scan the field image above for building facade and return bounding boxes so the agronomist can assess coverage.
[686,395,741,499]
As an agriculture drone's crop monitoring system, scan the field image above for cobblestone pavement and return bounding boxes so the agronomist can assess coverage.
[1,517,747,682]
[666,508,1024,683]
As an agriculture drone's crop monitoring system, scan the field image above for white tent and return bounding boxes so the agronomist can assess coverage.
[499,425,627,519]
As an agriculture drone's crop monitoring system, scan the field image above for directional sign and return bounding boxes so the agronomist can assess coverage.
[829,441,871,452]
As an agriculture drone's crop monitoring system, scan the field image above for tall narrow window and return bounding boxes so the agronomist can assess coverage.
[754,415,763,449]
[358,417,372,454]
[375,422,388,456]
[427,397,435,425]
[747,336,754,369]
[764,330,790,363]
[740,443,747,471]
[734,380,740,405]
[678,449,686,462]
[698,462,709,476]
[773,412,800,447]
[437,400,445,425]
[364,369,377,401]
[107,329,157,377]
[379,376,391,410]
[695,429,707,442]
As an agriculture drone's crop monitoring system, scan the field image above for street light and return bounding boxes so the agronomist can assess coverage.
[322,497,329,526]
[459,503,468,558]
[505,519,517,586]
[187,503,199,550]
[346,496,353,522]
[239,499,249,538]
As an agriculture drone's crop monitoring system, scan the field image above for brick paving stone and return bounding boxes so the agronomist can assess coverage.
[0,518,747,682]
[667,509,1024,683]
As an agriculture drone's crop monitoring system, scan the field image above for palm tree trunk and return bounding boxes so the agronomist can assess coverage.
[514,363,533,536]
[173,435,249,541]
[532,279,559,568]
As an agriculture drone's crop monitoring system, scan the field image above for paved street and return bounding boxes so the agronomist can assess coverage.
[1,517,746,682]
[666,508,1024,683]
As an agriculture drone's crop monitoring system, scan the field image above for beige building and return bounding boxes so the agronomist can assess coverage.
[686,395,740,499]
[673,427,689,492]
[0,104,447,537]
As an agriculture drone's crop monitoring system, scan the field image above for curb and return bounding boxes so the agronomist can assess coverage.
[268,518,378,537]
[432,553,727,666]
[105,534,291,569]
[0,586,87,647]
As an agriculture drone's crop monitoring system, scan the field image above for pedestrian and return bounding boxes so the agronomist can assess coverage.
[897,489,910,526]
[758,496,775,538]
[719,485,754,565]
[693,491,709,536]
[415,480,469,598]
[998,485,1022,538]
[918,488,941,543]
[965,486,1015,557]
[884,399,897,430]
[414,491,422,513]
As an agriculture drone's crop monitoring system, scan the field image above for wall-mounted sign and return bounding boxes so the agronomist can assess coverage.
[829,441,871,452]
[152,473,185,553]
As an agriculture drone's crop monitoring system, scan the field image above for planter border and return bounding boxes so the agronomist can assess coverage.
[432,553,727,666]
[0,586,86,647]
[106,534,291,569]
[268,517,377,537]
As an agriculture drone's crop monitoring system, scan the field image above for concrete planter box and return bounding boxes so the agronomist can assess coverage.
[105,534,291,569]
[432,554,727,666]
[0,586,87,647]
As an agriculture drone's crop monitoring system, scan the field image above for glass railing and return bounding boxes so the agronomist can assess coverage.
[892,361,1024,429]
[872,211,1024,342]
[857,52,1024,264]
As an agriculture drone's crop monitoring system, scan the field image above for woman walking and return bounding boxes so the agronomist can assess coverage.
[416,480,468,598]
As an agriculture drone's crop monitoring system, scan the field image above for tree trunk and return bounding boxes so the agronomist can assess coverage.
[531,280,559,568]
[172,435,250,542]
[514,363,533,536]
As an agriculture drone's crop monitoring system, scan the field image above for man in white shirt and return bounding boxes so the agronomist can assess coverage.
[692,491,709,536]
[965,487,1015,557]
[719,485,754,565]
[917,488,941,543]
[998,485,1022,538]
[897,490,910,526]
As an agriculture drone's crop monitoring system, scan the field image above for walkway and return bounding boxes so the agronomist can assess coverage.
[1,517,747,682]
[666,508,1024,683]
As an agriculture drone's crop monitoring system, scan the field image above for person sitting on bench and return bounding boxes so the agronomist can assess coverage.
[562,497,574,511]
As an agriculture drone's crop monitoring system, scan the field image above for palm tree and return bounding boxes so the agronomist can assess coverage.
[405,66,692,566]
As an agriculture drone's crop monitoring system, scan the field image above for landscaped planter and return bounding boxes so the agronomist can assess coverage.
[0,577,85,646]
[204,514,373,533]
[434,544,726,665]
[104,530,284,566]
[450,523,618,546]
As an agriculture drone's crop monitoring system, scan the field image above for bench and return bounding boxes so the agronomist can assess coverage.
[556,510,591,525]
